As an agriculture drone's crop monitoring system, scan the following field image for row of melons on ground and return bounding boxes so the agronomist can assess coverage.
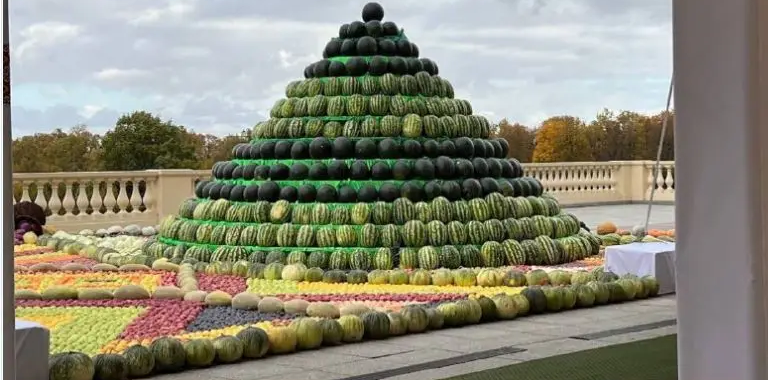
[14,259,606,301]
[45,268,659,380]
[145,229,600,270]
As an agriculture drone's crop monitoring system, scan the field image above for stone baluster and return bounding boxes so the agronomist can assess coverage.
[18,182,32,203]
[61,181,76,217]
[142,178,154,213]
[33,183,48,213]
[75,180,91,217]
[102,179,117,215]
[47,181,63,216]
[128,179,143,213]
[89,181,104,214]
[115,180,130,215]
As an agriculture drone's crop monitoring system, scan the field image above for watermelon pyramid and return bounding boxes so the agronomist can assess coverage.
[151,2,601,273]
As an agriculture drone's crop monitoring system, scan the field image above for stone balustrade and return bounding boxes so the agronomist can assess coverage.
[12,161,674,232]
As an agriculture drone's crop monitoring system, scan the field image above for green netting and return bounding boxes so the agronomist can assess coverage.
[315,74,403,83]
[189,199,397,208]
[248,136,437,144]
[159,236,479,254]
[175,217,373,230]
[231,158,403,166]
[160,236,378,253]
[282,94,430,100]
[213,179,419,190]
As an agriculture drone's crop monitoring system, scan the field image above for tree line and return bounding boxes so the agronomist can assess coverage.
[12,109,675,174]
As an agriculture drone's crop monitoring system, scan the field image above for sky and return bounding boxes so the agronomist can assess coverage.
[7,0,672,137]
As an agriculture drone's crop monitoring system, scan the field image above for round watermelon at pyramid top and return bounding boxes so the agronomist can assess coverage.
[153,2,602,273]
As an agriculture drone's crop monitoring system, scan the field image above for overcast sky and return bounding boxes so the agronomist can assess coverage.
[8,0,672,137]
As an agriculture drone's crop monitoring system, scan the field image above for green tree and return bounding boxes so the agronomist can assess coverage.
[99,111,199,170]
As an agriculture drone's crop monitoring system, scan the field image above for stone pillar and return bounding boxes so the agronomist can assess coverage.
[147,170,199,222]
[674,0,768,378]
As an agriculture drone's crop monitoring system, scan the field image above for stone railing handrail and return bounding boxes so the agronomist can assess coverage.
[12,160,675,232]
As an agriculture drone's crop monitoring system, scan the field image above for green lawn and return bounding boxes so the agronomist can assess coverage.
[445,335,678,380]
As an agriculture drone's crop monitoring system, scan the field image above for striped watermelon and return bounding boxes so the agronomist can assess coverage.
[349,250,372,271]
[296,225,316,247]
[361,116,380,137]
[351,203,371,225]
[429,196,454,223]
[373,248,393,270]
[480,241,505,267]
[399,247,419,269]
[311,204,331,225]
[402,114,423,138]
[460,245,482,268]
[393,198,416,225]
[307,251,328,269]
[402,220,426,248]
[447,221,468,245]
[501,239,526,265]
[335,226,358,247]
[426,220,448,246]
[380,115,403,137]
[328,250,349,270]
[378,224,401,247]
[535,235,563,265]
[417,246,440,270]
[379,73,400,95]
[371,202,393,224]
[466,220,488,245]
[440,245,461,269]
[452,200,472,222]
[469,198,491,221]
[484,219,505,242]
[315,227,337,247]
[359,224,379,247]
[414,201,433,223]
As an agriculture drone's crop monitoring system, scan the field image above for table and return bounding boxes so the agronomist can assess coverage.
[15,319,50,380]
[604,242,676,295]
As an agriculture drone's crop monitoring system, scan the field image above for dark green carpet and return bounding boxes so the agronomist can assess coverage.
[443,335,678,380]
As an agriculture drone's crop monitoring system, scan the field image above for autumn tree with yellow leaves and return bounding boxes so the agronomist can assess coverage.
[532,116,593,162]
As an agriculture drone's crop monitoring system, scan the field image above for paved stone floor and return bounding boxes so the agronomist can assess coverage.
[153,295,678,380]
[565,204,675,230]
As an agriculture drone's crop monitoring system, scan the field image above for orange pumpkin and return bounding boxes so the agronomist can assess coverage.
[596,221,618,235]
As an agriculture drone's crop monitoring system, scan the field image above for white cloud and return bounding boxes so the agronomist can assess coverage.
[124,0,196,25]
[14,22,82,60]
[93,68,151,81]
[78,105,104,118]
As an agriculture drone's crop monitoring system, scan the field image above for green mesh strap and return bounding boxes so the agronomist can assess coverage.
[248,136,435,144]
[160,236,381,253]
[159,236,479,254]
[175,217,372,231]
[231,158,404,166]
[329,55,414,64]
[213,179,421,190]
[191,199,385,210]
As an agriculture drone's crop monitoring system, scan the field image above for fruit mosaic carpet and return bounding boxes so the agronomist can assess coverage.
[13,3,672,380]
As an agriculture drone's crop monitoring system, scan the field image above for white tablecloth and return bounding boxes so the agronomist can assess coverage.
[604,242,677,295]
[16,319,50,380]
